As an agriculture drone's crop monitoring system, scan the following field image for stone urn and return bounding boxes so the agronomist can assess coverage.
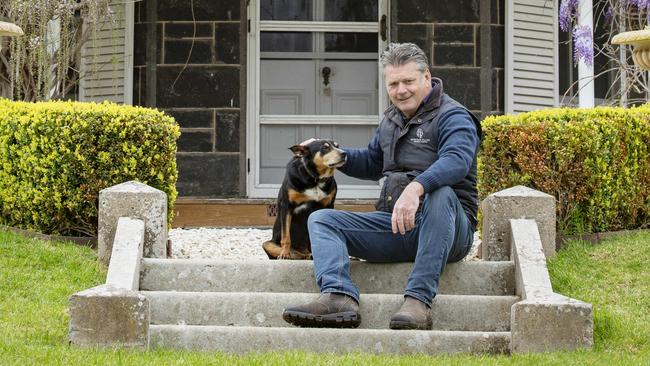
[612,28,650,70]
[0,20,24,52]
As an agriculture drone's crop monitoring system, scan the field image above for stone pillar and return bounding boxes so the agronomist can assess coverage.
[98,181,167,264]
[481,186,556,260]
[69,284,150,348]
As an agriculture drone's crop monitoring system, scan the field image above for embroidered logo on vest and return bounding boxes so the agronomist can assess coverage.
[410,128,430,144]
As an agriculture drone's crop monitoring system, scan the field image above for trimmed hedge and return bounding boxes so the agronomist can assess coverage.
[0,99,180,236]
[480,105,650,235]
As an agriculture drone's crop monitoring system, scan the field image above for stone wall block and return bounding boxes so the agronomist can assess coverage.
[481,186,556,260]
[511,298,593,353]
[98,181,167,264]
[68,284,150,348]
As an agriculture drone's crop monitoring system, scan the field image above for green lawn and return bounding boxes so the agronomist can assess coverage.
[1,229,649,365]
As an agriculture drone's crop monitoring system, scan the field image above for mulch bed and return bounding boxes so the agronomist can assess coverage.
[556,228,650,250]
[0,225,96,248]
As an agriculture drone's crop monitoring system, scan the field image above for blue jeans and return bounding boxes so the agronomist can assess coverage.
[307,186,474,307]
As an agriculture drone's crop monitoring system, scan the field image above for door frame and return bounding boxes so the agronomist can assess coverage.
[246,0,390,198]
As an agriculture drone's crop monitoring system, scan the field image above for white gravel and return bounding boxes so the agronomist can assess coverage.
[170,227,272,260]
[169,227,481,261]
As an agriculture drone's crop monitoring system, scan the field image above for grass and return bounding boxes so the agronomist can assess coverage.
[0,229,649,365]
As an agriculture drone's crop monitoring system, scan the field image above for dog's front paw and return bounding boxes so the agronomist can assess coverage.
[277,249,291,259]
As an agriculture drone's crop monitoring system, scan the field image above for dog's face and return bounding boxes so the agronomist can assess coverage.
[290,139,347,178]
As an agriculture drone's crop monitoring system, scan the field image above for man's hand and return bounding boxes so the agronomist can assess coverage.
[391,181,424,235]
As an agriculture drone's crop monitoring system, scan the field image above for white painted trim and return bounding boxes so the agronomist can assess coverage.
[577,0,594,108]
[505,0,514,113]
[123,0,134,105]
[260,115,379,125]
[552,0,559,108]
[78,17,88,102]
[378,0,390,113]
[246,0,260,199]
[260,21,378,33]
[260,52,377,60]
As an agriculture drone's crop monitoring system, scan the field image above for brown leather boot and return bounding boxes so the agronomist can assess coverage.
[282,293,361,328]
[389,296,433,330]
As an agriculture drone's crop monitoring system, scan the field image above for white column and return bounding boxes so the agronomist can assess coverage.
[578,0,594,108]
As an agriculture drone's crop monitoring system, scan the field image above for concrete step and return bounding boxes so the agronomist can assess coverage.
[149,325,511,354]
[140,259,515,296]
[143,291,518,331]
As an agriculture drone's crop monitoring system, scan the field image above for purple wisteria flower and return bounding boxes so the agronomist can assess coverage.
[604,6,614,21]
[573,25,594,67]
[627,0,650,9]
[560,0,580,31]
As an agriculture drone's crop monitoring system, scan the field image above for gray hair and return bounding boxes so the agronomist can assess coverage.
[380,43,429,73]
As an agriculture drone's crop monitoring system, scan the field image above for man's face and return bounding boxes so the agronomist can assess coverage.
[384,61,432,118]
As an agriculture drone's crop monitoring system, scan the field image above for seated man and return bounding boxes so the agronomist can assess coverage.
[282,42,481,330]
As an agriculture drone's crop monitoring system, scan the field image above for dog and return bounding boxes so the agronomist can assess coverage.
[262,139,347,260]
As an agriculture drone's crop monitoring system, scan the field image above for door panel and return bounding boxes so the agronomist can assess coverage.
[259,57,377,185]
[260,60,315,114]
[260,125,375,185]
[320,60,377,115]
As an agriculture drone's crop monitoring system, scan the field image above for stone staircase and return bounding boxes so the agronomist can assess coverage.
[68,182,594,355]
[140,259,515,353]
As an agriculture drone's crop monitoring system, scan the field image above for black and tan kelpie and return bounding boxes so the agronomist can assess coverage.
[262,139,347,260]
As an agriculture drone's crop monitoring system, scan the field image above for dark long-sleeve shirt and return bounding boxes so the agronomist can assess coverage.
[339,107,479,193]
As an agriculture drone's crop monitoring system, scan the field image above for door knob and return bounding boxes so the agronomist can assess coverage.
[322,66,331,86]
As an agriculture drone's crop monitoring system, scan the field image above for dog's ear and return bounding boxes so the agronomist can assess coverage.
[289,145,309,157]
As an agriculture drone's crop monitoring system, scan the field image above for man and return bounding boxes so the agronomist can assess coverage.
[282,42,481,330]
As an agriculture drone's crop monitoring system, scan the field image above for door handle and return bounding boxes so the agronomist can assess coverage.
[322,66,331,86]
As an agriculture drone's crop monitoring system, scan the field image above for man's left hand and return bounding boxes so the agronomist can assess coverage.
[391,182,424,235]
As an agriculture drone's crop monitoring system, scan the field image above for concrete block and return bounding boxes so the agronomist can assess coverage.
[106,217,145,291]
[98,181,167,264]
[143,291,517,331]
[150,325,511,354]
[510,219,553,299]
[69,284,150,348]
[139,259,516,296]
[481,186,556,260]
[511,296,593,353]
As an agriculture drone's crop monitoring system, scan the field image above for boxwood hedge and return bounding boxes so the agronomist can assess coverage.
[0,99,180,236]
[480,105,650,235]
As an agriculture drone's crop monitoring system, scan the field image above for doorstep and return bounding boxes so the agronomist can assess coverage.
[172,198,376,228]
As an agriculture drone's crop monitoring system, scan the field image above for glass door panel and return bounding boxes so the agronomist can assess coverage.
[324,0,378,21]
[261,0,313,20]
[260,32,312,52]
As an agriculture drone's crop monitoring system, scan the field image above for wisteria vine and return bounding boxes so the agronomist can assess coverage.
[559,0,650,67]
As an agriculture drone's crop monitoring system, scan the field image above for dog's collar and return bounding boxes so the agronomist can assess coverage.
[302,162,329,183]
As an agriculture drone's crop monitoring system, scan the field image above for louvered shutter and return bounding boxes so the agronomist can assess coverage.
[79,1,133,104]
[505,0,558,113]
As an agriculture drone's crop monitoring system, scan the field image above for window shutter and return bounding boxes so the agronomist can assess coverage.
[505,0,558,113]
[79,1,133,104]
